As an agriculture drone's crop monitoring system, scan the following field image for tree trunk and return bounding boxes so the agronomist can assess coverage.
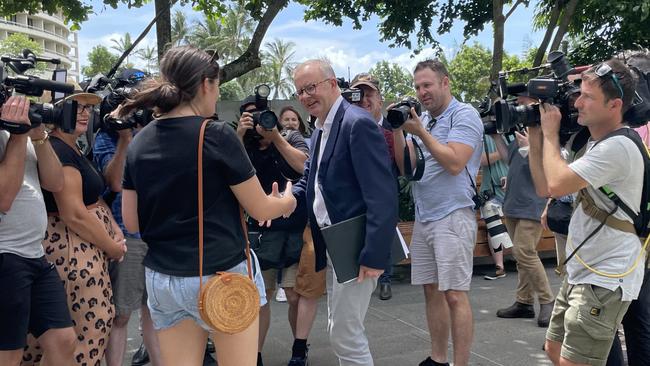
[155,0,172,62]
[490,0,505,80]
[549,0,579,52]
[533,0,563,67]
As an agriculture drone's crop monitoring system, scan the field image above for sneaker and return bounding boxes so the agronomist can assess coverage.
[538,301,555,327]
[419,356,449,366]
[484,266,506,280]
[276,288,287,302]
[496,302,535,318]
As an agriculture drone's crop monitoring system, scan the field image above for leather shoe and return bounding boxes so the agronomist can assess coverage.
[538,301,555,327]
[496,302,535,318]
[379,283,392,300]
[131,342,149,366]
[288,355,308,366]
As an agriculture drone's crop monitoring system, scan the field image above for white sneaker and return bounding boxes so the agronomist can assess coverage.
[275,287,287,302]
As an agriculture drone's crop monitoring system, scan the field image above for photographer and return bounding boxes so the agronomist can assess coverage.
[0,96,75,366]
[236,97,314,366]
[526,59,644,366]
[93,106,162,366]
[392,59,483,366]
[349,72,398,300]
[490,94,555,328]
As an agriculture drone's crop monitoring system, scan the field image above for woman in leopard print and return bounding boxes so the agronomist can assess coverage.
[22,90,126,366]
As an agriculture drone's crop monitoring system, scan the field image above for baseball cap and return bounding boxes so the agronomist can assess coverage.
[350,73,380,92]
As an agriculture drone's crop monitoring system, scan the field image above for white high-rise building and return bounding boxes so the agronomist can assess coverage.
[0,11,80,80]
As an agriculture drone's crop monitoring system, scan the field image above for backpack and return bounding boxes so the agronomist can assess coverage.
[574,128,650,238]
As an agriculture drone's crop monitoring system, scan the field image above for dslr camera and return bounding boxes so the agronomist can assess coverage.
[386,96,422,129]
[337,78,364,104]
[243,84,280,146]
[0,49,76,134]
[490,51,582,139]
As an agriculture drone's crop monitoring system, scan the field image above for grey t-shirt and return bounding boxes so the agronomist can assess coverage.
[0,131,47,258]
[567,134,645,301]
[503,142,547,221]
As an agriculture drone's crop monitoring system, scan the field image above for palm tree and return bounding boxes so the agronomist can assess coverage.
[110,32,135,65]
[190,1,255,63]
[265,38,297,99]
[136,45,158,74]
[171,10,189,47]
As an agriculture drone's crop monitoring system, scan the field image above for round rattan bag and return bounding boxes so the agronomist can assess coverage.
[199,272,260,334]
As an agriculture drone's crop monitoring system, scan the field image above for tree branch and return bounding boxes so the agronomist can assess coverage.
[549,0,579,52]
[220,0,288,83]
[533,0,562,67]
[504,0,525,20]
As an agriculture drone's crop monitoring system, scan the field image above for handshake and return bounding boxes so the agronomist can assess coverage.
[258,181,297,227]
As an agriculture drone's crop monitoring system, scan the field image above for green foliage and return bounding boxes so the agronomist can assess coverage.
[81,45,119,78]
[448,43,492,103]
[397,177,414,222]
[368,61,413,102]
[110,32,135,65]
[136,45,158,74]
[265,38,296,99]
[0,33,46,74]
[219,80,246,100]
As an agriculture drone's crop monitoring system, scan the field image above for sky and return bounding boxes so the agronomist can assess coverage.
[77,1,546,80]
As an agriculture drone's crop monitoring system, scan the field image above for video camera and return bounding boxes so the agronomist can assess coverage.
[487,51,582,139]
[85,69,151,132]
[337,78,364,104]
[386,96,422,129]
[0,49,77,134]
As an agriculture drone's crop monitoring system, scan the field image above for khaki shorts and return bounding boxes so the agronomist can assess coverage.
[546,279,630,366]
[294,227,326,299]
[262,264,298,292]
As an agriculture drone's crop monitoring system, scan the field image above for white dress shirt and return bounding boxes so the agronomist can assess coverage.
[313,95,344,227]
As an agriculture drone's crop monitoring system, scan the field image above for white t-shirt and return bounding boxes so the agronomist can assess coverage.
[0,131,47,259]
[567,133,645,301]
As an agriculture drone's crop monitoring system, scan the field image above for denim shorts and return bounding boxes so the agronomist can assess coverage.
[145,251,267,331]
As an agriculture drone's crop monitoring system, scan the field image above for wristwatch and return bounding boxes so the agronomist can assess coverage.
[31,130,49,146]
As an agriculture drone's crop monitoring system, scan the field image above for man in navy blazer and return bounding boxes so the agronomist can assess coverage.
[292,59,398,366]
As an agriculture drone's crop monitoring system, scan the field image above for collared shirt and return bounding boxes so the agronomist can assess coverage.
[313,95,344,227]
[410,97,484,222]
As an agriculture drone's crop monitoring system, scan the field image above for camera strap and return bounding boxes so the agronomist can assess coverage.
[403,132,425,181]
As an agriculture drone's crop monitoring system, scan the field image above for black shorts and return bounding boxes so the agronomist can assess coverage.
[0,253,73,350]
[249,230,304,270]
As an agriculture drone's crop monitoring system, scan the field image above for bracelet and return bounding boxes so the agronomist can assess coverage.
[31,131,49,146]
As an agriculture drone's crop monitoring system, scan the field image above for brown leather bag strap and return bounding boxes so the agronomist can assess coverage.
[198,119,254,297]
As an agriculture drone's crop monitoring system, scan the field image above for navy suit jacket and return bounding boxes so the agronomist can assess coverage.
[293,99,398,272]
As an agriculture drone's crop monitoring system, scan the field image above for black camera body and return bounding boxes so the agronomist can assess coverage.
[337,78,364,104]
[386,96,422,129]
[0,49,77,134]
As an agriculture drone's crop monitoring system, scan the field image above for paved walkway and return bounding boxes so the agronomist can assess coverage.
[122,260,565,365]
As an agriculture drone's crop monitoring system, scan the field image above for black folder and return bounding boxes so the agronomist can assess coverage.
[320,214,408,283]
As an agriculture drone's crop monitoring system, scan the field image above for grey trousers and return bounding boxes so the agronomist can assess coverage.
[326,254,378,366]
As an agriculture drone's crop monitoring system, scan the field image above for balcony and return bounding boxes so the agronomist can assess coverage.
[0,18,71,44]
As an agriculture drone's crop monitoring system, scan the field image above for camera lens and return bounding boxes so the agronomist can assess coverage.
[257,110,278,130]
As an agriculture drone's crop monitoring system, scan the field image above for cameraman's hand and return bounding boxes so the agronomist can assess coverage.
[1,96,31,133]
[117,127,133,141]
[540,103,561,137]
[256,125,281,143]
[237,112,254,139]
[514,130,529,148]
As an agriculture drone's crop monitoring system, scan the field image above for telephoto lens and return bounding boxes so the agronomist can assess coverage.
[480,200,513,251]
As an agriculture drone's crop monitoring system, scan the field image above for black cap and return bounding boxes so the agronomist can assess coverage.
[240,95,256,114]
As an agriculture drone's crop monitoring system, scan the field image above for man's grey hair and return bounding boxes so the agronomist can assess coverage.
[293,59,336,79]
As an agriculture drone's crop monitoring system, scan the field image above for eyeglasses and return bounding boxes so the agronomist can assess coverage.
[293,79,331,98]
[594,63,624,99]
[77,104,93,114]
